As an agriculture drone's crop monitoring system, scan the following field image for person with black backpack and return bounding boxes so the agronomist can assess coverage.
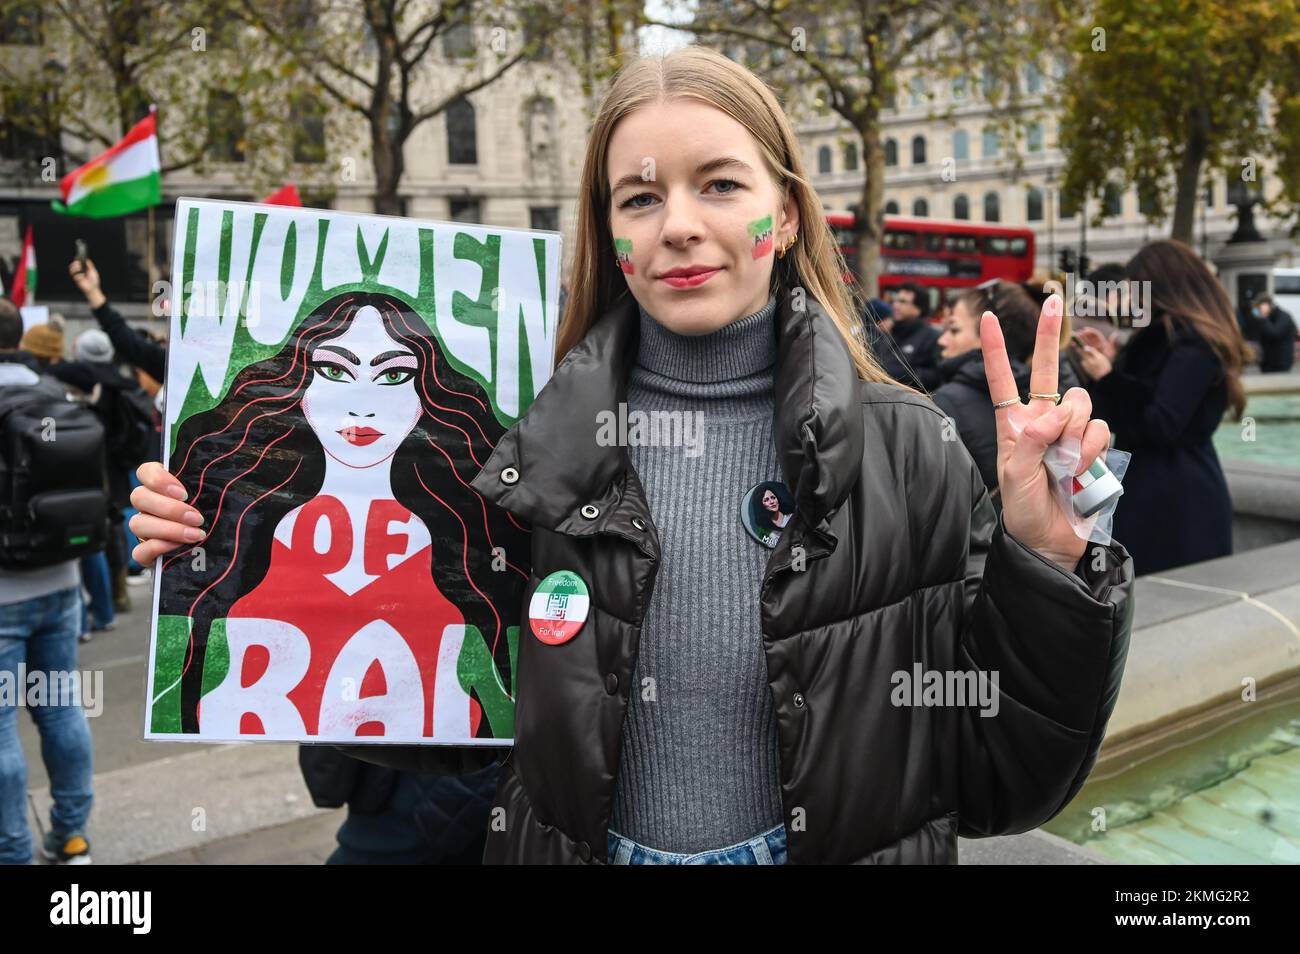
[0,298,101,865]
[45,329,158,616]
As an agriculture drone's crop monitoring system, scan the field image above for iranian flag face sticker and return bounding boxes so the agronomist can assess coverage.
[529,570,591,645]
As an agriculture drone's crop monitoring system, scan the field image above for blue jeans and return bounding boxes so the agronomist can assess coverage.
[0,587,95,864]
[79,553,114,631]
[607,823,788,865]
[125,470,144,573]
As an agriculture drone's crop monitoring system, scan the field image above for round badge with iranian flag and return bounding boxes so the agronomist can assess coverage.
[529,570,591,646]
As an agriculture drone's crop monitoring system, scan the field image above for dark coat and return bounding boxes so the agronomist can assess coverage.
[348,289,1135,864]
[93,301,166,383]
[1087,320,1234,575]
[868,316,944,391]
[1258,307,1296,373]
[932,350,1030,493]
[45,358,143,507]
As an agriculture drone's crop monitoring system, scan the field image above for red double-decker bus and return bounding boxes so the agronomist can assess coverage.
[826,212,1036,310]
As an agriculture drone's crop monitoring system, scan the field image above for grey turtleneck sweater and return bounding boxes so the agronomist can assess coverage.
[610,293,785,852]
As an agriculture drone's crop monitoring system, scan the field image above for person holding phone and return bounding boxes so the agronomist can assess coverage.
[1081,240,1249,575]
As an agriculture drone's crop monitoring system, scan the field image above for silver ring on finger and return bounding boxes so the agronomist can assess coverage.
[993,397,1020,409]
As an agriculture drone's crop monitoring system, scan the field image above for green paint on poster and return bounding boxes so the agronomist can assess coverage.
[356,226,390,280]
[180,206,199,336]
[280,221,296,300]
[457,624,520,737]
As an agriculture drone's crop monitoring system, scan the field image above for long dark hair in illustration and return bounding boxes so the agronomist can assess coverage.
[748,480,795,536]
[157,291,530,735]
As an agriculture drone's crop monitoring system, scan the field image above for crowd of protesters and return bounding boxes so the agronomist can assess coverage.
[0,256,166,865]
[862,238,1282,576]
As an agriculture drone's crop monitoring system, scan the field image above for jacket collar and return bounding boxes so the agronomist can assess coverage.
[470,286,864,538]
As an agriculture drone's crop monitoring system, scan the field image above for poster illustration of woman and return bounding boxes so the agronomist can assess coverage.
[149,290,532,744]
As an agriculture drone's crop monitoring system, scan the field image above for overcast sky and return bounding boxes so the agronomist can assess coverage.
[638,0,695,55]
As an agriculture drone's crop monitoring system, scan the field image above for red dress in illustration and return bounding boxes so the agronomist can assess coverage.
[215,494,479,739]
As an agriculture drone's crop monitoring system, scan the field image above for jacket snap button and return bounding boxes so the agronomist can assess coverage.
[631,517,646,531]
[500,466,519,485]
[577,840,592,862]
[605,673,619,694]
[793,692,806,709]
[581,504,600,519]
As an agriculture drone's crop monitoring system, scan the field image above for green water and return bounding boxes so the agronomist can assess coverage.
[1044,700,1300,864]
[1214,393,1300,468]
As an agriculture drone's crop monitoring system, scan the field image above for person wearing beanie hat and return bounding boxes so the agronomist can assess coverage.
[20,315,67,365]
[75,328,115,364]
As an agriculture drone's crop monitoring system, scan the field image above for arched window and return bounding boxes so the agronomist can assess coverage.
[817,145,832,174]
[912,197,929,217]
[953,129,969,161]
[843,142,858,171]
[911,135,926,165]
[884,200,900,214]
[984,191,1000,222]
[953,194,970,220]
[884,138,898,167]
[1026,186,1044,221]
[447,97,478,165]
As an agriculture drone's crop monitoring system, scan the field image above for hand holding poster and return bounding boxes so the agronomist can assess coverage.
[146,199,558,746]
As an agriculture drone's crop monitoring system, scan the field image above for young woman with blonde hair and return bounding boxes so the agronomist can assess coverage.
[129,46,1133,865]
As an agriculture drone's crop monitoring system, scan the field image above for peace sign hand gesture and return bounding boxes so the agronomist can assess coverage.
[980,294,1112,573]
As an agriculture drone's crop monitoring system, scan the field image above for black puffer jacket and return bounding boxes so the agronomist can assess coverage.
[349,289,1135,864]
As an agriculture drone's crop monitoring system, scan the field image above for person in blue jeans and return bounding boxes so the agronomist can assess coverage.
[79,552,115,640]
[0,584,96,864]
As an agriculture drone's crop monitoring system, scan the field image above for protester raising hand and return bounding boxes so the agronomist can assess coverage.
[980,294,1112,572]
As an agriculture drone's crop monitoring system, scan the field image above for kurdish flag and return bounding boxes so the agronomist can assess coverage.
[53,112,161,219]
[10,225,35,307]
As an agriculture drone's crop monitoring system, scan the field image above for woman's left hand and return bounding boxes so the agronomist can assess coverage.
[981,294,1112,572]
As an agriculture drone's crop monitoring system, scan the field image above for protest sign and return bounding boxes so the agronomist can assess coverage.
[145,199,558,745]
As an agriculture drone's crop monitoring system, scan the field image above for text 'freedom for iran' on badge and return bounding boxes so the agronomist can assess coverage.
[529,570,591,645]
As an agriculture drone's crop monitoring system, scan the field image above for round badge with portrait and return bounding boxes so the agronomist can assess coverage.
[528,570,591,645]
[739,480,796,549]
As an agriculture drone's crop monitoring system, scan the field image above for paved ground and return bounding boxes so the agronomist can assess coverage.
[18,578,1108,865]
[19,582,342,865]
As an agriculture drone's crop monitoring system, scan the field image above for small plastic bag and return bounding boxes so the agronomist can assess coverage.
[1004,406,1131,546]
